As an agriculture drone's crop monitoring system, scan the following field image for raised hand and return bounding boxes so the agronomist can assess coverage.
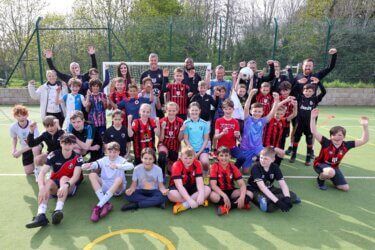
[87,45,95,55]
[272,92,280,101]
[360,116,369,126]
[310,76,319,84]
[250,88,258,96]
[28,80,36,86]
[266,60,274,66]
[239,61,246,68]
[231,71,238,80]
[297,78,308,84]
[328,48,337,55]
[187,69,195,78]
[285,65,291,70]
[311,108,319,118]
[44,49,53,58]
[128,115,133,123]
[29,122,37,133]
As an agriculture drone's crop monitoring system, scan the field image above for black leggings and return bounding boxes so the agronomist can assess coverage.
[252,187,298,212]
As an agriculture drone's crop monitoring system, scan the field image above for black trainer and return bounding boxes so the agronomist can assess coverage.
[121,203,138,212]
[316,177,328,190]
[26,213,49,228]
[289,152,296,163]
[305,154,312,166]
[285,146,293,155]
[52,210,64,225]
[159,201,166,209]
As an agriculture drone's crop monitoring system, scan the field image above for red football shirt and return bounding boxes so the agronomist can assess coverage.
[167,83,189,115]
[159,117,184,152]
[264,117,287,147]
[111,91,128,125]
[215,117,240,149]
[210,162,242,190]
[132,118,156,158]
[314,136,355,169]
[256,93,273,116]
[169,159,203,187]
[279,95,294,127]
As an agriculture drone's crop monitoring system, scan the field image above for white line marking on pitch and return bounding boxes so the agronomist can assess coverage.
[0,173,374,179]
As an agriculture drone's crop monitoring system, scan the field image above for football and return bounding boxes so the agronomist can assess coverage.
[239,67,254,80]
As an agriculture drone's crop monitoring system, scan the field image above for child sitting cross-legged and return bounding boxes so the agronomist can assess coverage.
[82,142,134,222]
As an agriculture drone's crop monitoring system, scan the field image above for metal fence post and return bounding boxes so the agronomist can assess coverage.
[218,17,222,65]
[36,17,44,84]
[324,18,333,67]
[272,18,278,60]
[107,22,112,61]
[169,16,173,61]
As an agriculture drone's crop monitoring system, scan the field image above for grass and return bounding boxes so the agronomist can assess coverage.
[0,105,374,249]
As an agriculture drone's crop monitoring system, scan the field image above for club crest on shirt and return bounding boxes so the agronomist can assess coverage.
[135,100,139,105]
[68,163,74,169]
[270,174,274,179]
[121,133,126,138]
[158,74,161,79]
[176,91,181,96]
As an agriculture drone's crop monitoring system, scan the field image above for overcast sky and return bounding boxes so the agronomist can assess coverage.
[43,0,75,14]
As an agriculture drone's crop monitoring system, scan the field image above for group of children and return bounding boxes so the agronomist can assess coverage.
[8,47,369,229]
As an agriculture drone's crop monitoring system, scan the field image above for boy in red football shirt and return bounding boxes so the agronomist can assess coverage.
[210,146,253,216]
[255,82,273,117]
[310,109,369,191]
[168,147,211,214]
[214,99,241,153]
[164,67,190,120]
[158,102,185,175]
[128,104,160,165]
[26,133,83,228]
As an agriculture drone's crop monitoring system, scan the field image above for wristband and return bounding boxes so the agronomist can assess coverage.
[65,182,71,188]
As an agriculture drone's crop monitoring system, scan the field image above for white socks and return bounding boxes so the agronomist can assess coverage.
[95,188,104,200]
[37,203,47,214]
[97,191,113,208]
[55,201,64,211]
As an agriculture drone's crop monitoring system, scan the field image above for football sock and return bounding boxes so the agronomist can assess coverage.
[157,152,168,176]
[182,201,191,209]
[37,203,47,214]
[95,188,104,200]
[97,191,113,208]
[55,201,64,211]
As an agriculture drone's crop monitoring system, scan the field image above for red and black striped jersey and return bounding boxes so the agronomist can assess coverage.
[279,95,294,126]
[314,136,355,169]
[169,159,203,187]
[256,93,273,116]
[166,83,189,115]
[132,118,156,159]
[110,91,128,125]
[210,162,242,191]
[47,150,83,181]
[159,117,184,152]
[264,117,287,147]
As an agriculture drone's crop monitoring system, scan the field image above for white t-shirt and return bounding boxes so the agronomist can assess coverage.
[46,85,61,113]
[9,120,39,149]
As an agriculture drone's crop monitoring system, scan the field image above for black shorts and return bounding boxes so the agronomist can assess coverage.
[51,178,82,197]
[314,163,347,186]
[22,150,34,166]
[223,189,236,199]
[169,185,198,195]
[168,150,179,162]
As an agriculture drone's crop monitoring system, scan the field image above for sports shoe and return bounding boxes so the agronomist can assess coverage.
[26,213,49,228]
[289,152,296,163]
[316,177,328,190]
[243,203,251,210]
[217,205,230,216]
[203,200,209,207]
[159,201,166,209]
[100,202,113,218]
[294,196,302,204]
[90,206,101,222]
[285,146,293,155]
[305,154,312,166]
[173,203,188,215]
[51,210,64,225]
[258,195,268,212]
[121,202,138,212]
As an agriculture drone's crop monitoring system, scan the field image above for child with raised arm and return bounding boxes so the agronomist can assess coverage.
[168,147,211,214]
[210,146,252,216]
[10,105,41,176]
[290,80,326,166]
[127,104,160,165]
[122,148,168,211]
[140,77,161,119]
[82,142,134,222]
[183,102,210,172]
[231,89,282,174]
[310,109,369,191]
[247,147,300,213]
[27,116,65,175]
[56,78,87,129]
[158,102,185,175]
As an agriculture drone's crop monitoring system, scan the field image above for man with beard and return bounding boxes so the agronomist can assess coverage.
[183,57,202,98]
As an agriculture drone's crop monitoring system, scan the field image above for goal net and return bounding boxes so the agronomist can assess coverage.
[102,62,212,85]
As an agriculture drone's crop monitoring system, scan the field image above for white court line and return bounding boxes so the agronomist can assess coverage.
[1,173,375,179]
